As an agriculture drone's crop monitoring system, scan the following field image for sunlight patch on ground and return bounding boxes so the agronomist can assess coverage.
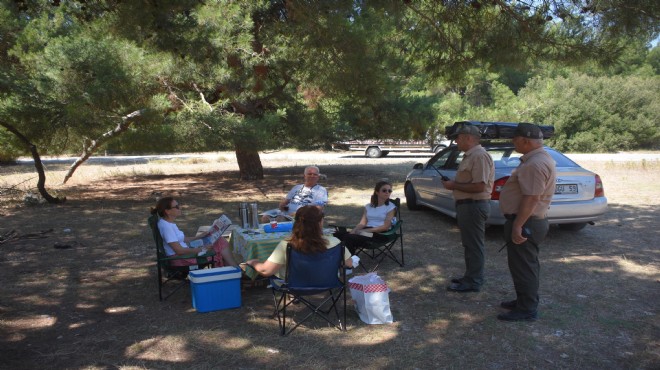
[105,306,138,314]
[2,314,57,331]
[617,257,658,276]
[68,320,95,329]
[125,336,192,362]
[349,325,399,345]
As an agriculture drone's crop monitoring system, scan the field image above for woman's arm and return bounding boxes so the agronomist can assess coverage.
[245,259,281,277]
[183,234,205,243]
[350,209,369,234]
[361,208,396,233]
[167,241,207,256]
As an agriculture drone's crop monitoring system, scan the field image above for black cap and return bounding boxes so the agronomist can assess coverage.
[514,123,543,139]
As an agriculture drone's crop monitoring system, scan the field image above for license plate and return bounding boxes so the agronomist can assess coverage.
[555,184,578,194]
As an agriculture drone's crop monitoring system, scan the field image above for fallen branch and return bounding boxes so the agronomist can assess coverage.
[0,230,19,244]
[0,229,54,245]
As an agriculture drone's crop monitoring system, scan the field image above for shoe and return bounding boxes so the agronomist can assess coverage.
[497,309,538,322]
[500,300,517,310]
[451,277,463,284]
[447,282,480,293]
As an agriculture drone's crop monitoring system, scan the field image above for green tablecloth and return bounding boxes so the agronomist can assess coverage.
[230,225,336,279]
[230,227,291,279]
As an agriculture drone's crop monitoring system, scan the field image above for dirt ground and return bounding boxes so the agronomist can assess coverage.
[0,151,658,369]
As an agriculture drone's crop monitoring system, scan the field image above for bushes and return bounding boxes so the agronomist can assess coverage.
[519,73,660,151]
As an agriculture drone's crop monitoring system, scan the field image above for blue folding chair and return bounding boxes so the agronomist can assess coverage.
[270,243,347,336]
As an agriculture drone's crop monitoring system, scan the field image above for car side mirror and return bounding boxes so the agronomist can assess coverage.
[413,163,424,170]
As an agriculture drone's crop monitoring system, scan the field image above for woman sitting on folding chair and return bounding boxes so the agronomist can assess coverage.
[334,181,397,254]
[151,197,239,268]
[245,206,353,278]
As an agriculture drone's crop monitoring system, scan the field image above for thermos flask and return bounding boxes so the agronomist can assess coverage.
[239,202,249,229]
[249,202,259,229]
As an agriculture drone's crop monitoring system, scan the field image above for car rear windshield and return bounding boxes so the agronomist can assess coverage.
[488,147,579,168]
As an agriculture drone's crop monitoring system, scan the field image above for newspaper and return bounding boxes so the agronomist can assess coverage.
[188,214,232,248]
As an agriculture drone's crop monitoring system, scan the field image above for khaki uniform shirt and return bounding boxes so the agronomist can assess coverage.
[453,144,495,201]
[499,147,556,218]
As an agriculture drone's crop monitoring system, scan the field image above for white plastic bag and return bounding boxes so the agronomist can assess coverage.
[348,273,393,324]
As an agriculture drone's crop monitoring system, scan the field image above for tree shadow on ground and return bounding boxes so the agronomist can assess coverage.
[0,167,657,369]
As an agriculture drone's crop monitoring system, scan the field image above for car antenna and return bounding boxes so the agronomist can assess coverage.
[429,164,450,181]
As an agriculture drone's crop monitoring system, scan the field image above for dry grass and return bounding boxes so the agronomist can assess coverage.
[0,152,658,369]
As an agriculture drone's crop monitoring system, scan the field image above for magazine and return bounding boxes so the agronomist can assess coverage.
[259,208,294,221]
[188,214,232,248]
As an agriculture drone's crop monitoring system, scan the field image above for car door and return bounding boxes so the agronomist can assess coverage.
[414,148,457,208]
[433,150,463,212]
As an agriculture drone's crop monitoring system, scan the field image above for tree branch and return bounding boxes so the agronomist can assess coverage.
[61,109,146,184]
[0,122,63,203]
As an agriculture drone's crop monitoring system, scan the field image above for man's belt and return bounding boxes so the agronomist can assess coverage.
[455,199,490,206]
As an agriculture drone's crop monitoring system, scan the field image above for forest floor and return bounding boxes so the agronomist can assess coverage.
[0,150,658,369]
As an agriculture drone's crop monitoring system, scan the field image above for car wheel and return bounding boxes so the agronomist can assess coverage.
[558,223,587,231]
[405,183,420,210]
[365,147,382,158]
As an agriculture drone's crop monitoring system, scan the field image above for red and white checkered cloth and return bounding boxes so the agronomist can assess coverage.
[349,282,388,293]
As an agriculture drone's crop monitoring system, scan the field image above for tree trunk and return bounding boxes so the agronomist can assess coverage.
[0,122,63,204]
[235,144,264,180]
[61,109,145,184]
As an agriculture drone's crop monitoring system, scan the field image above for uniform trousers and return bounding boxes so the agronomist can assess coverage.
[456,202,490,288]
[503,217,549,312]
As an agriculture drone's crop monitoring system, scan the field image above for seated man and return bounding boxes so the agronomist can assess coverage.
[261,166,328,222]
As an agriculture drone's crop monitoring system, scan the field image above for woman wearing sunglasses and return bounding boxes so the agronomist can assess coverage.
[151,197,239,268]
[335,181,397,254]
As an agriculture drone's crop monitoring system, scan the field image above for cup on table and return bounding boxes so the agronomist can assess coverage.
[270,218,278,230]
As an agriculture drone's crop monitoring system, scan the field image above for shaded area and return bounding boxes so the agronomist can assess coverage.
[0,164,657,369]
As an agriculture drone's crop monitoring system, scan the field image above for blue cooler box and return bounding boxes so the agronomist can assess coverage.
[189,266,242,312]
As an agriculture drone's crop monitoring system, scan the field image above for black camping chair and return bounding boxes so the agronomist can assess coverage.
[148,213,216,301]
[270,243,347,336]
[351,198,405,272]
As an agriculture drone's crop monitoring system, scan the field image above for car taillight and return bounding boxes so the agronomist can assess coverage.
[594,174,605,197]
[491,176,509,200]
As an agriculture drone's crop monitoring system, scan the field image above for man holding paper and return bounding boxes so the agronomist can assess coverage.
[261,166,328,222]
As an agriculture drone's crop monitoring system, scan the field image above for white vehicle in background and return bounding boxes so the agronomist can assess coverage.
[333,137,451,158]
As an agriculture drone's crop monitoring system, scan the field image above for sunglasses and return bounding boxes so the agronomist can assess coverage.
[381,189,393,193]
[170,204,180,209]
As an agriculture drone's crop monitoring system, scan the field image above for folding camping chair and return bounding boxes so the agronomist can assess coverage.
[270,243,347,336]
[148,213,216,301]
[352,198,405,272]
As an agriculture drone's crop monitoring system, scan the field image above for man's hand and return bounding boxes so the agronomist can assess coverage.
[442,180,455,190]
[278,198,290,210]
[511,224,528,245]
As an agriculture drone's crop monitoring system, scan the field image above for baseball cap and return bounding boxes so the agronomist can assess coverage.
[514,123,543,139]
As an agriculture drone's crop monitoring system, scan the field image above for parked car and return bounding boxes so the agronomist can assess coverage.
[333,138,451,158]
[404,143,607,230]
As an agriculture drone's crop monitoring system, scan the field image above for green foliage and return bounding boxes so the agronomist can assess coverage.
[518,73,660,151]
[1,0,659,173]
[0,128,25,162]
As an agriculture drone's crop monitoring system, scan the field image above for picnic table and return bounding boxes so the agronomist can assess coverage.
[230,224,335,279]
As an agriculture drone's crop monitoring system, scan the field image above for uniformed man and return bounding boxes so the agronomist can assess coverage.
[443,124,495,293]
[498,123,556,321]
